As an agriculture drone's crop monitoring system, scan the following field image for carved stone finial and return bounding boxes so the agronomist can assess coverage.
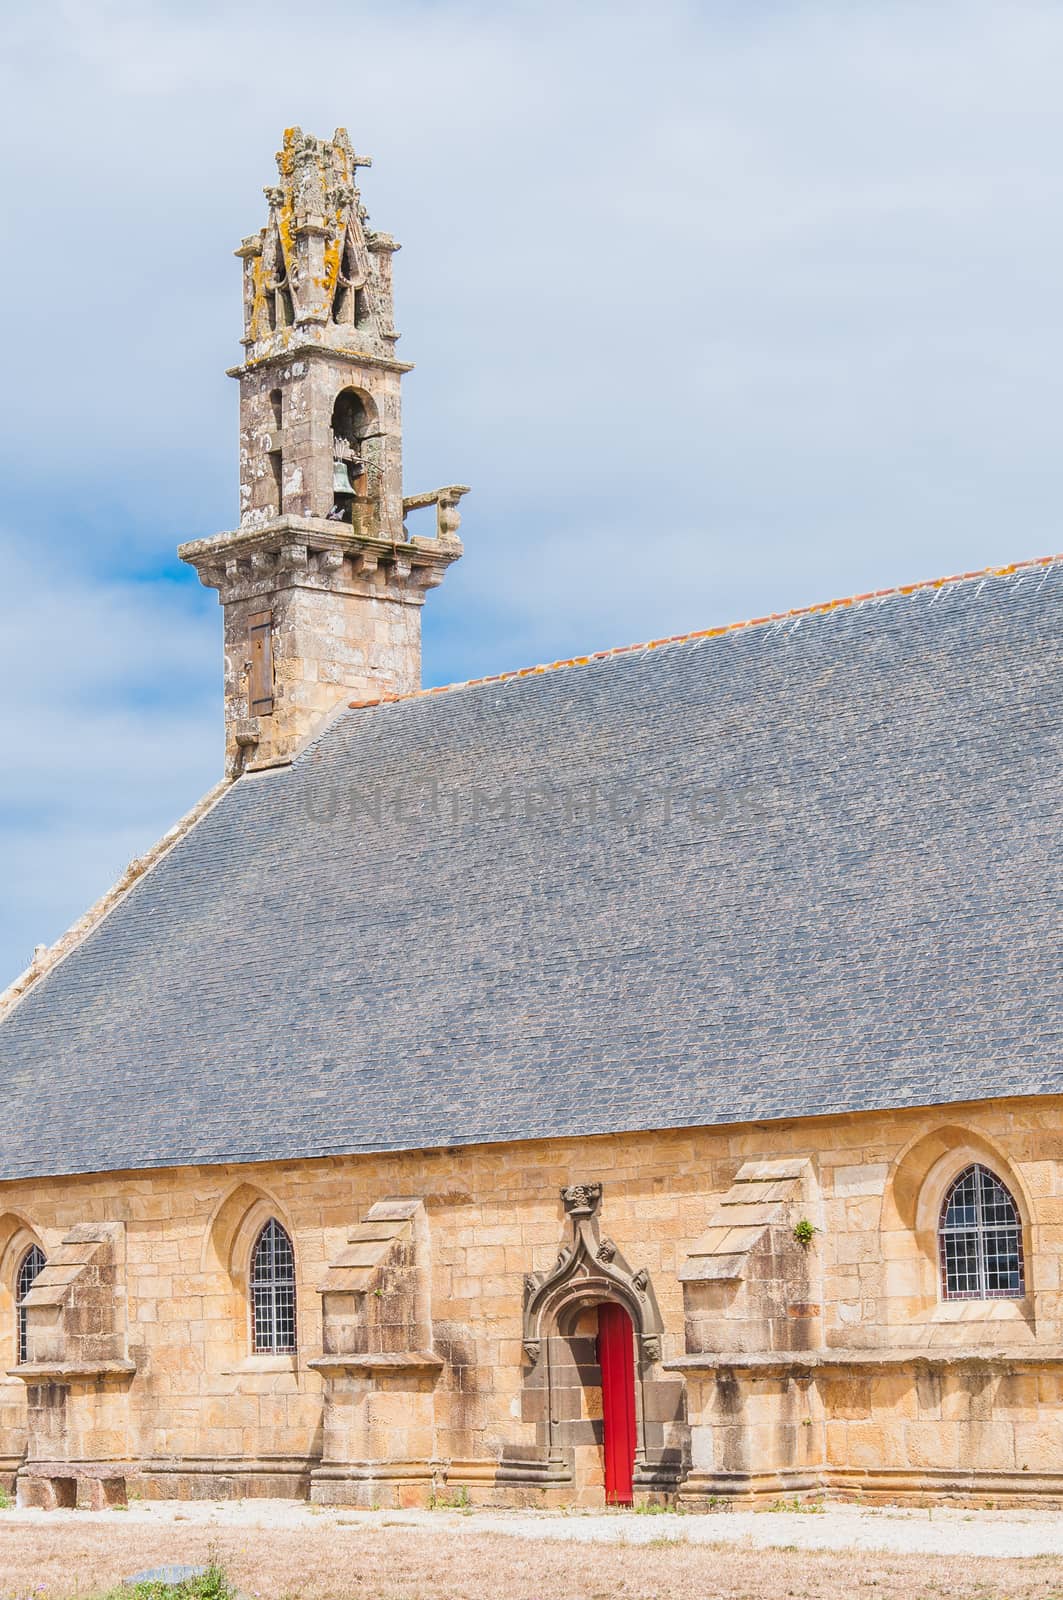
[333,127,372,168]
[561,1183,602,1218]
[243,128,394,353]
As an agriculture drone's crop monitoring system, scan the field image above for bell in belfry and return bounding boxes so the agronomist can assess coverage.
[333,458,353,495]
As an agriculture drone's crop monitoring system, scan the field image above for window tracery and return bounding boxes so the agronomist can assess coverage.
[16,1244,45,1364]
[250,1219,296,1353]
[939,1164,1024,1301]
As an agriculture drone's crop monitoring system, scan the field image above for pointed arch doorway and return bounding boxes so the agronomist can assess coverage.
[597,1301,637,1505]
[522,1183,674,1506]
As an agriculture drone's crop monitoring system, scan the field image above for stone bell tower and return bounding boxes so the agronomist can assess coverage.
[179,127,469,772]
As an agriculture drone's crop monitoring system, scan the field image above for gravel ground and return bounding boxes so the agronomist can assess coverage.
[6,1497,1063,1557]
[5,1503,1063,1600]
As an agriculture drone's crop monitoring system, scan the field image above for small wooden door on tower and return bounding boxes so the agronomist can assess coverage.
[596,1301,637,1505]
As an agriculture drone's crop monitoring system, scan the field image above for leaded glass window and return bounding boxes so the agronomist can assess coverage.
[16,1245,45,1364]
[939,1164,1024,1301]
[250,1219,296,1353]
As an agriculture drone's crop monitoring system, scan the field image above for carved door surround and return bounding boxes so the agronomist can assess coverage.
[520,1183,674,1495]
[523,1184,664,1363]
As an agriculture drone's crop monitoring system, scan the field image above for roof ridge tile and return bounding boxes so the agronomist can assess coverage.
[347,554,1061,715]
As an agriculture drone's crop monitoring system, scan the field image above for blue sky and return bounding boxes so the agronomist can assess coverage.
[2,0,1063,985]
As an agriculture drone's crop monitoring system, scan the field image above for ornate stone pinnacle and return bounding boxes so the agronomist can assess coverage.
[561,1183,602,1218]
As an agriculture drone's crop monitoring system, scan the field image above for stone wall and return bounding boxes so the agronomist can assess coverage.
[1,1097,1062,1508]
[216,562,427,772]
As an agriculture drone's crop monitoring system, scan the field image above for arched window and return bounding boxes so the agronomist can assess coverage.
[250,1219,296,1353]
[16,1244,45,1364]
[939,1164,1024,1301]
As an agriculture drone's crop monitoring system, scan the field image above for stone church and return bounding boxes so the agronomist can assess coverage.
[0,126,1060,1513]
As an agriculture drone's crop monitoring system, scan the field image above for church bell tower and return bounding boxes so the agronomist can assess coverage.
[179,127,469,772]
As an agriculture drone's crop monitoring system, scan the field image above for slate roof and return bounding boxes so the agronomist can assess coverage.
[1,558,1060,1180]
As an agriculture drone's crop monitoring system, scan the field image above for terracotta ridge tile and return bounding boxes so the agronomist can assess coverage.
[347,552,1062,713]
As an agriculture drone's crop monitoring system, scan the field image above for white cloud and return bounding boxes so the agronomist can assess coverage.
[2,0,1063,979]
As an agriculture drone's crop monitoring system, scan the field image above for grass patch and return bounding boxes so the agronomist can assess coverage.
[428,1484,471,1511]
[764,1495,825,1514]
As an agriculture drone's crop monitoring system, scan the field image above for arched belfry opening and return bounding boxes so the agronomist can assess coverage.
[262,217,294,331]
[329,388,377,523]
[331,222,372,328]
[520,1184,685,1505]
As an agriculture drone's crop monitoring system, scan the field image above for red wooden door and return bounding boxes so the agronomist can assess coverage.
[597,1301,637,1506]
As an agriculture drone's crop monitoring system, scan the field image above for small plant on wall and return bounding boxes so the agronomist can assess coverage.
[792,1218,818,1246]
